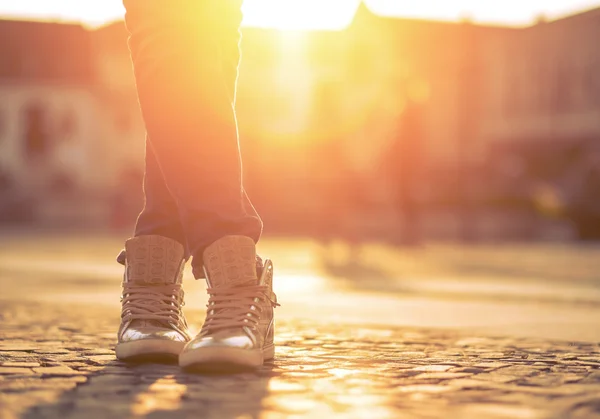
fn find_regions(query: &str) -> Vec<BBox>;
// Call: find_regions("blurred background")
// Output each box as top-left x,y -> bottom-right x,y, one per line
2,10 -> 600,419
0,0 -> 600,244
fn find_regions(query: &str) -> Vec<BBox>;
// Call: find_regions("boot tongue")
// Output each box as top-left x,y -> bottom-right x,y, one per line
125,236 -> 185,285
123,236 -> 186,328
203,236 -> 258,288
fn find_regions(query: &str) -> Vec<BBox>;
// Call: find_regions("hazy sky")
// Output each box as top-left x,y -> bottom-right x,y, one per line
0,0 -> 598,28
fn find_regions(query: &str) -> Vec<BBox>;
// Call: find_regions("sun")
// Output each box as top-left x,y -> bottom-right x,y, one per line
242,0 -> 360,30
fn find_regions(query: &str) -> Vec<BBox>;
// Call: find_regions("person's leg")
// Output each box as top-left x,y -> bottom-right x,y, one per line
123,0 -> 262,274
132,137 -> 258,263
134,142 -> 187,252
119,0 -> 277,369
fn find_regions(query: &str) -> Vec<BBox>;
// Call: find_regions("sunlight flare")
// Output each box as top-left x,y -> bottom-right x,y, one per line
242,0 -> 359,30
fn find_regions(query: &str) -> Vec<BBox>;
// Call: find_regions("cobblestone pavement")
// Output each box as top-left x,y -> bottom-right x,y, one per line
1,233 -> 600,418
1,301 -> 599,419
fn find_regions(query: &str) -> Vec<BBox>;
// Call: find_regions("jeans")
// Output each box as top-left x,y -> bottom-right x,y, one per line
122,0 -> 262,277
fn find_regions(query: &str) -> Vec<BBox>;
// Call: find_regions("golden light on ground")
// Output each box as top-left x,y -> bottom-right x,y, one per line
131,377 -> 186,416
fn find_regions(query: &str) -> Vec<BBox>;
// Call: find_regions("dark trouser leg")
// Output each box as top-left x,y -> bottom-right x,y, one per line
134,142 -> 187,255
123,0 -> 263,274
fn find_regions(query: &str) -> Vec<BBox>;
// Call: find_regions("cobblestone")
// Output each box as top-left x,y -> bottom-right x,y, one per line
0,302 -> 599,419
0,363 -> 41,368
0,368 -> 35,376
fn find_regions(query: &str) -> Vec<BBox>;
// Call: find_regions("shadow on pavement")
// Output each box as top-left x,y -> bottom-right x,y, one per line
22,361 -> 274,419
3,299 -> 600,419
0,301 -> 272,419
318,243 -> 408,294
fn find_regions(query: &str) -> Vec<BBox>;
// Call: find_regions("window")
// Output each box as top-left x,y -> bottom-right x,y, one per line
59,109 -> 78,139
553,62 -> 569,112
22,101 -> 50,160
0,108 -> 5,140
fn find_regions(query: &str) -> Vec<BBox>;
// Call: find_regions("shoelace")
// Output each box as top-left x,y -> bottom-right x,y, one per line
202,285 -> 279,333
121,284 -> 186,328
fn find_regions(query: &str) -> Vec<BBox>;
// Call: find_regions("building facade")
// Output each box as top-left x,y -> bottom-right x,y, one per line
482,8 -> 600,148
0,19 -> 143,224
1,5 -> 598,234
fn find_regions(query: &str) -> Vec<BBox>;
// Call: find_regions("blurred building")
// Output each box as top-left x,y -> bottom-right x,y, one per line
0,20 -> 100,223
0,20 -> 95,185
479,8 -> 600,237
240,5 -> 519,237
1,4 -> 598,237
482,8 -> 600,152
91,22 -> 146,229
0,19 -> 143,225
92,20 -> 145,175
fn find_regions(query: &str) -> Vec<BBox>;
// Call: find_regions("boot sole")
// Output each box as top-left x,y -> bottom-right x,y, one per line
115,340 -> 186,363
179,343 -> 274,372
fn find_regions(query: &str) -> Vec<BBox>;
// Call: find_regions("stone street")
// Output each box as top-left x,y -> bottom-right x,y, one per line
0,231 -> 599,418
